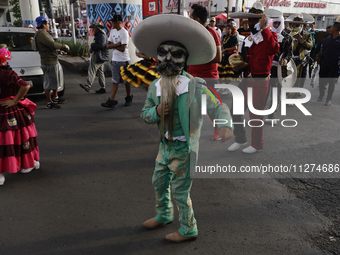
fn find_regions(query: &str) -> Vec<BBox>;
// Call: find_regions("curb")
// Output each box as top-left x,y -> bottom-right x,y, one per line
59,58 -> 88,73
59,57 -> 111,77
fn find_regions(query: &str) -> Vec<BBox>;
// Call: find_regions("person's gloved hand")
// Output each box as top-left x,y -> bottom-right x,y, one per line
63,44 -> 70,51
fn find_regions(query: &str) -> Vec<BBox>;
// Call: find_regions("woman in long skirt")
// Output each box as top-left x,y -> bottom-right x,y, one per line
218,24 -> 240,82
0,45 -> 40,186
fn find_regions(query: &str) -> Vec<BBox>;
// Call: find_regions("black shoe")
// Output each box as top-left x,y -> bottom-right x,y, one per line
79,83 -> 90,92
317,96 -> 323,102
125,95 -> 133,106
95,88 -> 106,94
52,97 -> 67,104
101,98 -> 118,108
46,102 -> 61,109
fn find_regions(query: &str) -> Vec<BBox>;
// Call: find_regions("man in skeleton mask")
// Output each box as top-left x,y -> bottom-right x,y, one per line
133,14 -> 233,242
286,13 -> 313,97
265,15 -> 293,123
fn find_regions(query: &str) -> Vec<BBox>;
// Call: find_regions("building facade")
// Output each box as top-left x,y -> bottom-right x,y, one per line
254,0 -> 340,29
160,0 -> 340,29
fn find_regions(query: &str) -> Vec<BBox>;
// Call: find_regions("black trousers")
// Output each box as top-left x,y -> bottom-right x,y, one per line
319,65 -> 339,101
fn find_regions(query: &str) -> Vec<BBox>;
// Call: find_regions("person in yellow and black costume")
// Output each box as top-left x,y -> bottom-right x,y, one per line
218,24 -> 240,82
120,49 -> 160,91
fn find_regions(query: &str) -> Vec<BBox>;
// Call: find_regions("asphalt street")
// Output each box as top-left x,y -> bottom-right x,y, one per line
1,67 -> 339,255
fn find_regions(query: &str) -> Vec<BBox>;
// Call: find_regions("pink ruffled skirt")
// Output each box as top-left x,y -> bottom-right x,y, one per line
0,98 -> 39,173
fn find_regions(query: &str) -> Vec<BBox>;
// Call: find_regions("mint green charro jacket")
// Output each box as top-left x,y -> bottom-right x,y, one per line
140,71 -> 233,163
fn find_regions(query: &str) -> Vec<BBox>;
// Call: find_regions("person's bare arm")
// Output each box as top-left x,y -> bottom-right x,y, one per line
116,44 -> 127,52
136,52 -> 151,60
1,85 -> 30,108
107,41 -> 121,49
209,45 -> 222,63
136,52 -> 145,58
222,46 -> 237,53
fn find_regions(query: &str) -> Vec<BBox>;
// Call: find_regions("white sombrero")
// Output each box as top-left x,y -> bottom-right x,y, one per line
132,14 -> 216,65
285,13 -> 314,24
229,2 -> 282,19
229,9 -> 282,19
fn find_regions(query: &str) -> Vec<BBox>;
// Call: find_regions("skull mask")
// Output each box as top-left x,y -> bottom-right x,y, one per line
156,41 -> 188,77
155,41 -> 188,142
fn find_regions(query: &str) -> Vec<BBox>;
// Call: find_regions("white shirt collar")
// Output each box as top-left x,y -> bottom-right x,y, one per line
247,30 -> 263,45
155,75 -> 190,97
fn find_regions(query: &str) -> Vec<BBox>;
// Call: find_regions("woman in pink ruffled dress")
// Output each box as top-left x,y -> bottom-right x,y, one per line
0,45 -> 40,186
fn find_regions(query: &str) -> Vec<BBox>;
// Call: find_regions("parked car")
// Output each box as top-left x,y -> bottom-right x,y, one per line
0,27 -> 65,97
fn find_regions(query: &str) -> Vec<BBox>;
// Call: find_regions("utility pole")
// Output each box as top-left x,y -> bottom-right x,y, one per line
182,0 -> 185,16
77,0 -> 81,19
38,0 -> 44,16
70,0 -> 76,44
227,0 -> 229,19
64,0 -> 69,24
62,1 -> 66,26
208,0 -> 211,19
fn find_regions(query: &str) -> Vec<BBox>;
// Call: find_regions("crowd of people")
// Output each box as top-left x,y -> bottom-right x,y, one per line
56,27 -> 88,39
1,3 -> 340,246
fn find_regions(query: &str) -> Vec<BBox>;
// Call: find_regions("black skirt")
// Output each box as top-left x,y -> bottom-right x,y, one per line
218,53 -> 241,81
120,58 -> 160,88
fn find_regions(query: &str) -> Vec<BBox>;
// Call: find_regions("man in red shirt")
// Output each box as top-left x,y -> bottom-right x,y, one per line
189,4 -> 222,140
228,2 -> 279,153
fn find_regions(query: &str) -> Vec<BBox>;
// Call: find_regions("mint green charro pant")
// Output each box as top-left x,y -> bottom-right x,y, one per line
152,140 -> 198,237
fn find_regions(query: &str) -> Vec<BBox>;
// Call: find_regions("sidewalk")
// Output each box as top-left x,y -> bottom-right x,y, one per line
59,55 -> 89,73
59,55 -> 113,77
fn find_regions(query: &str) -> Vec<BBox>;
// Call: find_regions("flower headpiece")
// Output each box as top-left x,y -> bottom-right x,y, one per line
0,46 -> 12,66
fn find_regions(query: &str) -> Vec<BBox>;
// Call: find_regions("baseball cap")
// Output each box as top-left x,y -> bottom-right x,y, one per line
111,14 -> 123,22
210,17 -> 216,22
35,16 -> 46,27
